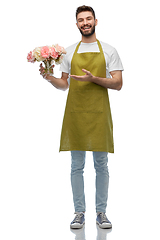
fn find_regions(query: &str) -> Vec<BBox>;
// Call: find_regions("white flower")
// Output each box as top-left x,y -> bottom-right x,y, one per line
33,47 -> 44,61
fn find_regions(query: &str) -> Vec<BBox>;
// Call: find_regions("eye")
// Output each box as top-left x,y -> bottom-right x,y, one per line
78,19 -> 83,22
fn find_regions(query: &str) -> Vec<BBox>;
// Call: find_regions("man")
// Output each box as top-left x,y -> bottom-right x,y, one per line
40,5 -> 123,229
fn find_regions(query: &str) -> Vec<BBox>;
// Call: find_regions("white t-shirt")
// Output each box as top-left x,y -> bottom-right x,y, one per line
60,41 -> 124,84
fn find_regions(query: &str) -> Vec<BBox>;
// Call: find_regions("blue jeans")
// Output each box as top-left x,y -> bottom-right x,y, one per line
71,151 -> 109,213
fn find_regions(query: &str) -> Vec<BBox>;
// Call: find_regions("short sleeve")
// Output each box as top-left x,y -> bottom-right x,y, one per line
60,54 -> 70,73
108,48 -> 124,72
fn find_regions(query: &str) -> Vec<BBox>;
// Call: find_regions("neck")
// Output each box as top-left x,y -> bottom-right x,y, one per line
81,33 -> 97,43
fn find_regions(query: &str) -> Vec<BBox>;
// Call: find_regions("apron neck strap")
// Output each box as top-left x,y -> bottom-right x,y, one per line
75,39 -> 103,54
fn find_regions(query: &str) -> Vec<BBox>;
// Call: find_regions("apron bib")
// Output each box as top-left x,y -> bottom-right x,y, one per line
59,40 -> 114,153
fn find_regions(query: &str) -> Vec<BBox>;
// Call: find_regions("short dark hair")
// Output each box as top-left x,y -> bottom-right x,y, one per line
76,5 -> 96,20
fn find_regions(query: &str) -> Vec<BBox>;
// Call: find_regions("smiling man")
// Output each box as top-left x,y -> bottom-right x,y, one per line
40,5 -> 123,229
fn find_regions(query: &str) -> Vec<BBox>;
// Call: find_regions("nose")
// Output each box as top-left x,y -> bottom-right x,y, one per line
83,19 -> 88,25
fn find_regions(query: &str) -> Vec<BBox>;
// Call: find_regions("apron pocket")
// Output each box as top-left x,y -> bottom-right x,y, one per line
71,89 -> 103,113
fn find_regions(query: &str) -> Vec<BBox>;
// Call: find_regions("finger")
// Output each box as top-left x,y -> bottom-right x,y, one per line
82,69 -> 90,74
70,75 -> 78,78
39,67 -> 44,73
40,69 -> 45,75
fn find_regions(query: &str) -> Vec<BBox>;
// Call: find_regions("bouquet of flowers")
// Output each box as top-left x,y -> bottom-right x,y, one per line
27,44 -> 66,75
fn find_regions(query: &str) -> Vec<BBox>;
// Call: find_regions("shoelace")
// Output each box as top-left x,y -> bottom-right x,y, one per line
73,213 -> 84,223
99,213 -> 108,223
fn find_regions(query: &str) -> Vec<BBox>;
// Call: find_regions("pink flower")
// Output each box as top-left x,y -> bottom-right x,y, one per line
27,51 -> 35,63
50,47 -> 59,59
41,46 -> 50,58
55,44 -> 66,54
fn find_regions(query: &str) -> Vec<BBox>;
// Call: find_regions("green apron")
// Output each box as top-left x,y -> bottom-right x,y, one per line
59,40 -> 114,153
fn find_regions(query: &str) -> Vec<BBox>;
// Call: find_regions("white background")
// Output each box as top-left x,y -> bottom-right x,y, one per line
0,0 -> 160,239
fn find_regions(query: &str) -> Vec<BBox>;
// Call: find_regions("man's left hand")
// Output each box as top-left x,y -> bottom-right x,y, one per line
70,69 -> 94,82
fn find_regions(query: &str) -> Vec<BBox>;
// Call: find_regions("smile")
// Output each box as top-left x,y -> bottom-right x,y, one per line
82,26 -> 91,30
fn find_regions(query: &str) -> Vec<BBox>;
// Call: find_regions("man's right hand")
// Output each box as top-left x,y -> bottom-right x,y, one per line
39,63 -> 50,80
39,63 -> 69,91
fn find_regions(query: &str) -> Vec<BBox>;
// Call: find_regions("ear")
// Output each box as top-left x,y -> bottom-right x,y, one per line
95,19 -> 98,26
76,22 -> 79,28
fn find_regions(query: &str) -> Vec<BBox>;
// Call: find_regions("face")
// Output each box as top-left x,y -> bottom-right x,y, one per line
76,11 -> 98,37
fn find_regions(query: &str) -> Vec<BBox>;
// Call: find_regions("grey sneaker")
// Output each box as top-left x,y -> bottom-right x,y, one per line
70,212 -> 85,229
96,213 -> 112,229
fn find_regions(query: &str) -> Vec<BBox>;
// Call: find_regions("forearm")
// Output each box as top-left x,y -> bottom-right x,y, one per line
39,63 -> 69,91
46,75 -> 69,91
92,76 -> 122,91
70,69 -> 123,91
